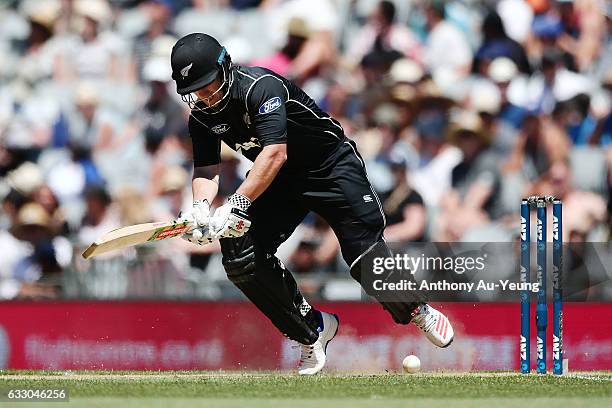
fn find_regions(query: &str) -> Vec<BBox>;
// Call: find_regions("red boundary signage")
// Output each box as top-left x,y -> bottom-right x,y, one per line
0,302 -> 609,371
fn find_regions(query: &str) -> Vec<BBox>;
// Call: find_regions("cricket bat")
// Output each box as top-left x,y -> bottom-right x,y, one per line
82,219 -> 194,259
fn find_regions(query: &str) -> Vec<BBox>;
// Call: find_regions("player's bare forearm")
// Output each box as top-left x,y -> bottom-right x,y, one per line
192,165 -> 220,203
236,144 -> 287,201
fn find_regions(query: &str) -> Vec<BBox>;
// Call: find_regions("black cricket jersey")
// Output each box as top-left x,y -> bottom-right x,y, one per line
189,66 -> 345,172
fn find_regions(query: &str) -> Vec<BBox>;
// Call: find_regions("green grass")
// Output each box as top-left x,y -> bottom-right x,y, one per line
0,371 -> 610,408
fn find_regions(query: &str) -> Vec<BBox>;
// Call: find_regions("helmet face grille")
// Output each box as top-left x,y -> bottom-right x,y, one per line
182,63 -> 234,115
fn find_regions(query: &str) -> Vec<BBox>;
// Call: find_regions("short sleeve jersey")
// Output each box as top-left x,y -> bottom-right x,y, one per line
189,66 -> 345,172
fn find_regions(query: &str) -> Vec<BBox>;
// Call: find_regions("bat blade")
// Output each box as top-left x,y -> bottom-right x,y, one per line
81,220 -> 193,259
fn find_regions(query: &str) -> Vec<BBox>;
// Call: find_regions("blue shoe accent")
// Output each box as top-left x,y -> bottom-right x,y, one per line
315,310 -> 324,333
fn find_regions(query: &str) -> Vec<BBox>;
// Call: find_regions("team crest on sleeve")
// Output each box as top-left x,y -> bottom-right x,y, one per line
211,123 -> 230,134
259,97 -> 282,114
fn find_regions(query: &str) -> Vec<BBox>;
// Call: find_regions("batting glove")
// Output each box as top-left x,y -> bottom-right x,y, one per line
178,200 -> 214,245
178,199 -> 211,227
211,193 -> 252,239
182,226 -> 215,246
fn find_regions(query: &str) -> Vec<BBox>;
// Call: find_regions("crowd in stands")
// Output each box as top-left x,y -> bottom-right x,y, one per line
0,0 -> 609,299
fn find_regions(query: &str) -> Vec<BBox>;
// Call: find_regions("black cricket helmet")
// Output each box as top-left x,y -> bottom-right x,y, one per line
171,33 -> 233,112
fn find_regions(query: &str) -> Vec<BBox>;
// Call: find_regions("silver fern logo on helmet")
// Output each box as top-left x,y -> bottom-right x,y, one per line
180,62 -> 193,78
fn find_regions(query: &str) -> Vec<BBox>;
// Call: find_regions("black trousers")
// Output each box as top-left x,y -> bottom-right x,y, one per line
220,140 -> 422,344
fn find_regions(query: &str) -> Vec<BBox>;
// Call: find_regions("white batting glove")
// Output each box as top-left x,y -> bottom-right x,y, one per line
211,193 -> 252,239
182,226 -> 215,246
178,200 -> 211,227
178,200 -> 214,245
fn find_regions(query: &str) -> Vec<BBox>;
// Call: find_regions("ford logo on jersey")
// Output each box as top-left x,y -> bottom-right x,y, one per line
211,124 -> 230,134
259,97 -> 282,114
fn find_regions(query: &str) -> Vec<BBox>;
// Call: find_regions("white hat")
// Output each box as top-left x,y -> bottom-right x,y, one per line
224,35 -> 254,65
22,0 -> 60,30
389,59 -> 424,84
74,0 -> 111,24
553,69 -> 593,102
488,57 -> 518,83
10,202 -> 56,239
7,162 -> 44,195
432,67 -> 464,101
143,57 -> 172,83
468,80 -> 502,114
150,35 -> 177,59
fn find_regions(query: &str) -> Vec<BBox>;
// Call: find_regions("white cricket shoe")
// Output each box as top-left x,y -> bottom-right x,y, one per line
297,311 -> 339,375
411,304 -> 454,348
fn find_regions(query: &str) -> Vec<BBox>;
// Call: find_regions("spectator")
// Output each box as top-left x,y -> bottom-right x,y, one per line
76,186 -> 119,252
503,112 -> 571,180
594,3 -> 611,80
472,10 -> 531,75
515,49 -> 593,115
489,58 -> 528,130
526,2 -> 565,67
436,110 -> 501,240
252,17 -> 310,77
44,140 -> 105,211
56,0 -> 117,80
319,79 -> 357,135
555,0 -> 606,72
66,82 -> 114,151
139,56 -> 186,153
552,93 -> 598,145
409,80 -> 461,207
270,0 -> 339,82
1,82 -> 59,162
413,79 -> 456,167
422,0 -> 473,78
347,0 -> 422,66
152,165 -> 190,218
464,78 -> 507,153
1,189 -> 28,230
132,0 -> 175,81
497,0 -> 534,44
588,70 -> 612,146
31,185 -> 69,236
0,202 -> 70,299
16,0 -> 62,84
6,161 -> 45,198
529,159 -> 607,240
288,215 -> 341,275
380,154 -> 427,242
357,48 -> 403,120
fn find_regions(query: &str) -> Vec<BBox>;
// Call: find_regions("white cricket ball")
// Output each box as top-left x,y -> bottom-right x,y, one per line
402,355 -> 421,373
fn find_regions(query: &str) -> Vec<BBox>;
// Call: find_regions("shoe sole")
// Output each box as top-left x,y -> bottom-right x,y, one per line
441,335 -> 454,348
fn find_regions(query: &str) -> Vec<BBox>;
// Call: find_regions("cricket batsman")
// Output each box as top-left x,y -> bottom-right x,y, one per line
172,33 -> 454,375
